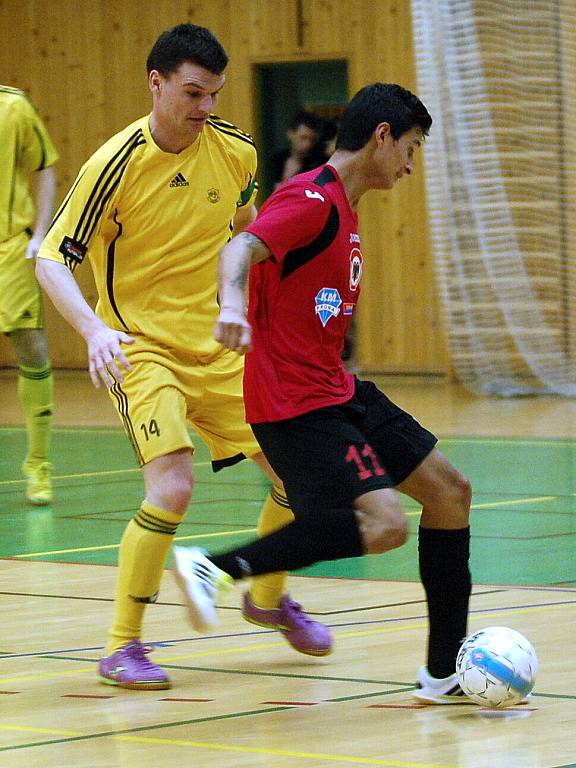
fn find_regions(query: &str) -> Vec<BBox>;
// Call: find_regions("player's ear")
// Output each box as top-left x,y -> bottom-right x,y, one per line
375,122 -> 391,144
148,70 -> 161,93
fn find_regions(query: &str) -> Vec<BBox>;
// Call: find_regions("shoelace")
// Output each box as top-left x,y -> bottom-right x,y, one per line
282,599 -> 313,628
125,642 -> 157,670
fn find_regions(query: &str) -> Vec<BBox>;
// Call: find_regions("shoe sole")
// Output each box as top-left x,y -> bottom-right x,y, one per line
412,693 -> 476,705
99,674 -> 171,690
242,612 -> 333,656
413,692 -> 532,706
27,495 -> 52,506
173,562 -> 215,633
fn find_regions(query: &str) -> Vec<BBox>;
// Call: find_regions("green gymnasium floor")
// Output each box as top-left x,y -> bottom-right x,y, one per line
0,426 -> 574,586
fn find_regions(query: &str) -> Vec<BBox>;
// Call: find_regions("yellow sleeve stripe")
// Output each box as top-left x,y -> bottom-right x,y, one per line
209,114 -> 254,138
73,129 -> 146,247
0,85 -> 25,97
31,125 -> 49,170
74,129 -> 146,245
207,117 -> 255,147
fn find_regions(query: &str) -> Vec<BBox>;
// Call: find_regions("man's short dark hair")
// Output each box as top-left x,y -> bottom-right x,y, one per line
336,83 -> 432,151
288,110 -> 324,134
146,23 -> 228,76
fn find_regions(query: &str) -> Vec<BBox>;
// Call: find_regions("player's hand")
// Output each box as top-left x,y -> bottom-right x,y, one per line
215,307 -> 252,355
86,325 -> 134,388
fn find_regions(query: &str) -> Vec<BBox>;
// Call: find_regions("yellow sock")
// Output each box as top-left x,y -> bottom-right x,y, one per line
18,364 -> 53,464
249,486 -> 294,609
106,501 -> 181,654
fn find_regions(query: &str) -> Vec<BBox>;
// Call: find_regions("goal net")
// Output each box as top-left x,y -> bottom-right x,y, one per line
410,0 -> 576,395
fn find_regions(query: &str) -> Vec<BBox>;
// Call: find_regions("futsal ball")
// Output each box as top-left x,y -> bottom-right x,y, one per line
456,626 -> 538,708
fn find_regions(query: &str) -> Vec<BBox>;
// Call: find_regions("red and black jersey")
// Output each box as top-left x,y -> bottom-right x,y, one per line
244,164 -> 363,423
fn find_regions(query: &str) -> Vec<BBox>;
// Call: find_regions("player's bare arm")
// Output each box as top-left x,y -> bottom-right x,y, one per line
215,231 -> 271,355
232,203 -> 257,236
26,166 -> 57,260
35,259 -> 133,388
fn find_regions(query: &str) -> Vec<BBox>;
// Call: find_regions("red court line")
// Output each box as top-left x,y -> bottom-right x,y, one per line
159,698 -> 214,702
368,704 -> 427,709
62,694 -> 115,699
261,700 -> 317,706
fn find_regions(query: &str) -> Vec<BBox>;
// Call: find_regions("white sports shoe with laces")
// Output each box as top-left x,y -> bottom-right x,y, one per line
173,546 -> 233,632
413,666 -> 531,705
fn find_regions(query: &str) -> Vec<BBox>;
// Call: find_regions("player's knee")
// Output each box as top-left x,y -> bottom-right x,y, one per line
357,495 -> 409,554
429,469 -> 472,526
12,329 -> 49,368
153,475 -> 194,515
460,473 -> 473,508
449,471 -> 472,519
371,511 -> 409,553
172,477 -> 194,512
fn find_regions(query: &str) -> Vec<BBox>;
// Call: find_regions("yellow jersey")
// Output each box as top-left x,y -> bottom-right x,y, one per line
0,86 -> 59,242
38,114 -> 257,359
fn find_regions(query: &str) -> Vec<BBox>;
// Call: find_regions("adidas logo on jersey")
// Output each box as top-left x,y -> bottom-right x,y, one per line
170,172 -> 189,188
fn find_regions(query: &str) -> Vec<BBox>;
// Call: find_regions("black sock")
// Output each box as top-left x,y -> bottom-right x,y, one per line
210,508 -> 364,579
418,526 -> 471,679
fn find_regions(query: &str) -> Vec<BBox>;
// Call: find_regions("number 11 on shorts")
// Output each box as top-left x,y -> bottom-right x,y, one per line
345,443 -> 386,480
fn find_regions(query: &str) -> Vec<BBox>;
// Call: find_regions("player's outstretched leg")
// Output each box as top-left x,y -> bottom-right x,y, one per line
174,546 -> 332,655
246,487 -> 332,656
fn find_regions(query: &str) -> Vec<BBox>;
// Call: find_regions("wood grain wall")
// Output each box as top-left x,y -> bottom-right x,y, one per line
0,0 -> 446,373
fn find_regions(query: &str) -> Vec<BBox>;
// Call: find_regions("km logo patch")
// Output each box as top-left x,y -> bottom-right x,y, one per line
315,287 -> 342,327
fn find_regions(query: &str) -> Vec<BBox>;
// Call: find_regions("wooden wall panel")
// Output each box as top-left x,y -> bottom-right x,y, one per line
0,0 -> 446,374
560,0 -> 576,366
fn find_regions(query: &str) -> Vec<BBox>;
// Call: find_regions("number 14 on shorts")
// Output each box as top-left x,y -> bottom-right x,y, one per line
140,419 -> 161,441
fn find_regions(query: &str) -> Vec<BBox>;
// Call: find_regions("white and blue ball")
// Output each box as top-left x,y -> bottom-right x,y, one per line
456,626 -> 538,708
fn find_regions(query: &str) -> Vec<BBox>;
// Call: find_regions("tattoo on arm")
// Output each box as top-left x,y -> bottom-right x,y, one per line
231,262 -> 249,290
239,232 -> 263,249
239,231 -> 271,265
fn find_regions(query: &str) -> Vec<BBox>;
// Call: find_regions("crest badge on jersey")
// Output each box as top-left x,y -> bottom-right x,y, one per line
349,247 -> 363,291
315,287 -> 342,327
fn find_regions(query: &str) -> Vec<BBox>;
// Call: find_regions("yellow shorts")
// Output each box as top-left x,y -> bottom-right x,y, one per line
108,344 -> 260,468
0,231 -> 44,334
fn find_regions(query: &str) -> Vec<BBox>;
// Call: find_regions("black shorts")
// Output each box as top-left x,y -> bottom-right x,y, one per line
251,378 -> 437,518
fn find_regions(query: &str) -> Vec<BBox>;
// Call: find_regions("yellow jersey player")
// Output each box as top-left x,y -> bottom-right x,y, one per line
0,85 -> 58,505
37,23 -> 331,690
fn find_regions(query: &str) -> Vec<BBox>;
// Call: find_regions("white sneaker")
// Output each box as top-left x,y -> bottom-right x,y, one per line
413,666 -> 472,704
413,666 -> 531,705
172,546 -> 233,632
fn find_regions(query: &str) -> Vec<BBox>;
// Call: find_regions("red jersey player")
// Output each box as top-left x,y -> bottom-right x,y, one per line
174,84 -> 481,706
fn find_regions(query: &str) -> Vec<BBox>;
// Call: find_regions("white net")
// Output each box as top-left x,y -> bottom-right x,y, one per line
410,0 -> 576,395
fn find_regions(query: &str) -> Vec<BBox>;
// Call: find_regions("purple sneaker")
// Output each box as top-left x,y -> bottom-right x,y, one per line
242,593 -> 333,656
98,640 -> 171,690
